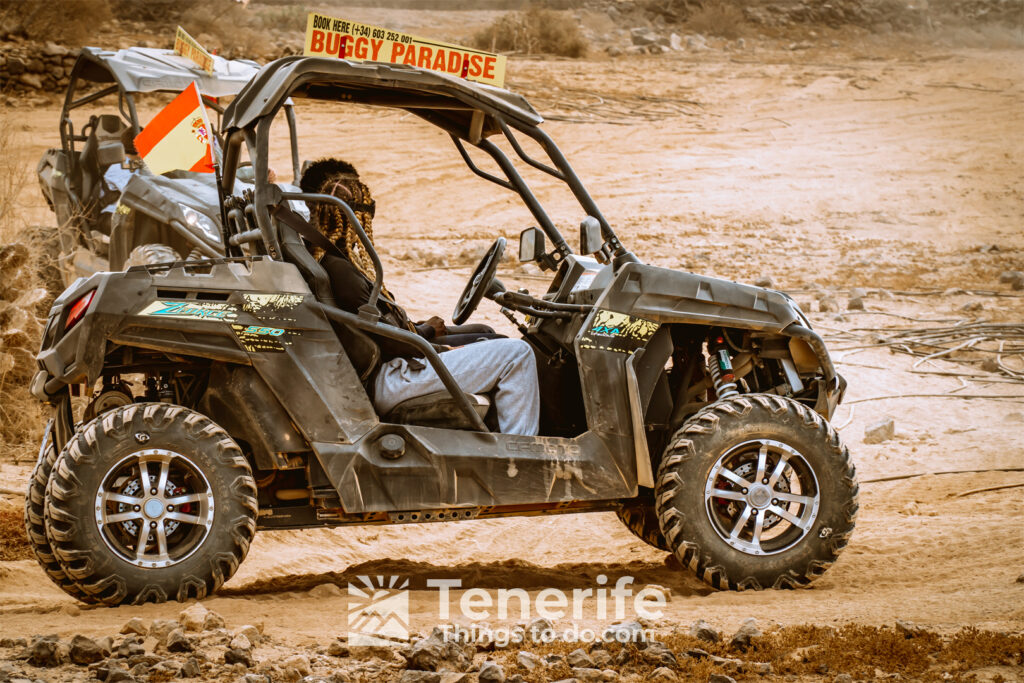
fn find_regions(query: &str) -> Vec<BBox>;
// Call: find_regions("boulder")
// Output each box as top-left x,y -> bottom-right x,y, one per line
180,657 -> 201,678
729,618 -> 762,652
148,619 -> 178,644
689,619 -> 720,643
179,603 -> 209,631
203,610 -> 226,631
27,635 -> 61,667
566,648 -> 594,668
68,635 -> 104,665
642,641 -> 676,667
120,618 -> 147,636
225,648 -> 254,667
406,628 -> 472,672
864,416 -> 895,444
515,651 -> 543,672
165,629 -> 193,653
478,660 -> 505,683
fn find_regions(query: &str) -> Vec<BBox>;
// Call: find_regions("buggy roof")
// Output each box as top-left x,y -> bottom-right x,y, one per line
222,56 -> 542,132
75,46 -> 261,98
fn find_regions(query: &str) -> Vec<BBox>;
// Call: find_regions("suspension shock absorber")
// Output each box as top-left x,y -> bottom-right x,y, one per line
707,334 -> 738,400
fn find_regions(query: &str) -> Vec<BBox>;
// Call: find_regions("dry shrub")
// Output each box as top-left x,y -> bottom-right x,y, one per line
473,4 -> 588,58
0,503 -> 31,561
0,0 -> 112,44
686,0 -> 746,39
0,115 -> 48,464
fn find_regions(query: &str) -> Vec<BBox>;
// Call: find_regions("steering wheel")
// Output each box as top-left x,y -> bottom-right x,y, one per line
452,237 -> 505,325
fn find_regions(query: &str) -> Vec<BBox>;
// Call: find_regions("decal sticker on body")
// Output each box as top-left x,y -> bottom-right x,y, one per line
579,309 -> 659,354
140,301 -> 238,321
231,324 -> 291,353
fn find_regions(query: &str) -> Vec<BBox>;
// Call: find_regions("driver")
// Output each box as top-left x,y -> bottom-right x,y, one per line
301,159 -> 540,436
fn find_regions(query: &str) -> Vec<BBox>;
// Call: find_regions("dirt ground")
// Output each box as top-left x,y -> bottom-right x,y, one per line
0,11 -> 1023,682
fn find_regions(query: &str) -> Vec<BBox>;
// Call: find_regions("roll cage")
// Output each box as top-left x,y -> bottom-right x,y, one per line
58,47 -> 303,187
218,55 -> 638,310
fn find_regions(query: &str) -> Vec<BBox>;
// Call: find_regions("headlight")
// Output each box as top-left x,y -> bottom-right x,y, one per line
179,204 -> 221,243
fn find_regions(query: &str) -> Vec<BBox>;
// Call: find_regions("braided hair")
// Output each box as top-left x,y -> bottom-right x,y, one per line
299,158 -> 377,275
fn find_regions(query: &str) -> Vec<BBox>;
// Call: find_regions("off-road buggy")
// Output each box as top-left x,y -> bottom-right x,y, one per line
27,56 -> 857,606
36,46 -> 304,283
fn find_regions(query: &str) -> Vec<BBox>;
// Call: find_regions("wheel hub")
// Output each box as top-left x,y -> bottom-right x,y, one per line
143,498 -> 164,519
747,484 -> 772,510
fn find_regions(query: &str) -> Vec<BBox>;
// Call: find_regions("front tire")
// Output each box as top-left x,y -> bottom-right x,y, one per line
655,394 -> 857,590
44,404 -> 258,606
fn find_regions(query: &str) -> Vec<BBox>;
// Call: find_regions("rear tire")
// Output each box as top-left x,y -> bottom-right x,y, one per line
23,423 -> 98,604
655,394 -> 857,590
616,498 -> 670,552
123,243 -> 179,267
44,403 -> 257,606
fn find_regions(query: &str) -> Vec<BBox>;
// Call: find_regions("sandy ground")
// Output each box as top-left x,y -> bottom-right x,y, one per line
1,27 -> 1022,673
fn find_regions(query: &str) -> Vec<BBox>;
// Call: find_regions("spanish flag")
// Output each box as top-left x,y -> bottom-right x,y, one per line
134,82 -> 215,176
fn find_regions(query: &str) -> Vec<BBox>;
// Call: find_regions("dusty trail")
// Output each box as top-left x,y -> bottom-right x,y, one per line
0,33 -> 1022,677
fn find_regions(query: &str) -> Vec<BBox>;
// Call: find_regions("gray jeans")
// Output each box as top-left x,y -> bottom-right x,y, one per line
373,338 -> 540,436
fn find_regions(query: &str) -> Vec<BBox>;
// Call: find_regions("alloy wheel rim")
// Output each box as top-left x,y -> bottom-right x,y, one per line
703,439 -> 820,556
93,448 -> 215,569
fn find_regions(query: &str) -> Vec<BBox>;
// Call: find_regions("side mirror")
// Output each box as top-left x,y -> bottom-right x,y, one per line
579,216 -> 603,255
518,227 -> 545,263
97,141 -> 125,168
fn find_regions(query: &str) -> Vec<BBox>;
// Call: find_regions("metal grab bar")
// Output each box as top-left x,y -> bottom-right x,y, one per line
318,303 -> 489,433
280,191 -> 385,315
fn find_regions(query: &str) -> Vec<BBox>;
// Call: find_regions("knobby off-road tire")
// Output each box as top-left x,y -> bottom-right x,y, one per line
23,424 -> 98,604
123,243 -> 179,267
655,394 -> 858,590
44,403 -> 258,606
616,499 -> 671,552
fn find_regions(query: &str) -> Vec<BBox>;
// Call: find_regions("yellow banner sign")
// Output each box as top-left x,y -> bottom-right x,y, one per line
174,26 -> 214,75
303,12 -> 506,88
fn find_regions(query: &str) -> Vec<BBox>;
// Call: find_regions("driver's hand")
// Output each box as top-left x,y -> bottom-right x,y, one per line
424,315 -> 446,338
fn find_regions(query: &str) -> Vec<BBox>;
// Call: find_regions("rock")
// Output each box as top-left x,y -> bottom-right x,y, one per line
225,648 -> 254,667
241,675 -> 269,683
120,618 -> 147,636
850,287 -> 868,299
42,42 -> 69,57
17,73 -> 42,89
708,675 -> 736,683
1011,276 -> 1023,291
591,649 -> 612,667
151,660 -> 182,677
630,28 -> 660,46
327,639 -> 349,657
0,637 -> 27,648
68,635 -> 103,665
178,603 -> 209,631
729,618 -> 762,652
478,660 -> 505,683
572,668 -> 618,682
603,621 -> 646,644
566,648 -> 594,668
642,641 -> 676,667
864,416 -> 895,444
61,603 -> 81,617
1017,573 -> 1024,583
690,620 -> 720,643
308,582 -> 343,598
234,625 -> 262,645
998,270 -> 1021,283
180,657 -> 201,678
669,33 -> 683,50
895,619 -> 927,638
645,583 -> 672,601
686,34 -> 708,50
400,672 -> 442,683
282,655 -> 311,677
229,634 -> 252,651
819,295 -> 839,312
406,628 -> 472,672
525,617 -> 555,642
649,667 -> 677,682
848,296 -> 865,310
27,635 -> 61,667
202,610 -> 226,631
148,620 -> 178,644
106,665 -> 135,682
960,301 -> 983,312
834,675 -> 854,683
165,629 -> 193,653
746,662 -> 773,674
113,635 -> 145,658
753,275 -> 774,288
606,46 -> 622,57
516,651 -> 543,672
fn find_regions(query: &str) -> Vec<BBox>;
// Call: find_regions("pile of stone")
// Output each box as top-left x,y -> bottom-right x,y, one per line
0,41 -> 77,94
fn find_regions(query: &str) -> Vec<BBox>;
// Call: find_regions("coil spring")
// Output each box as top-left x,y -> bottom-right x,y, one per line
708,350 -> 739,400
